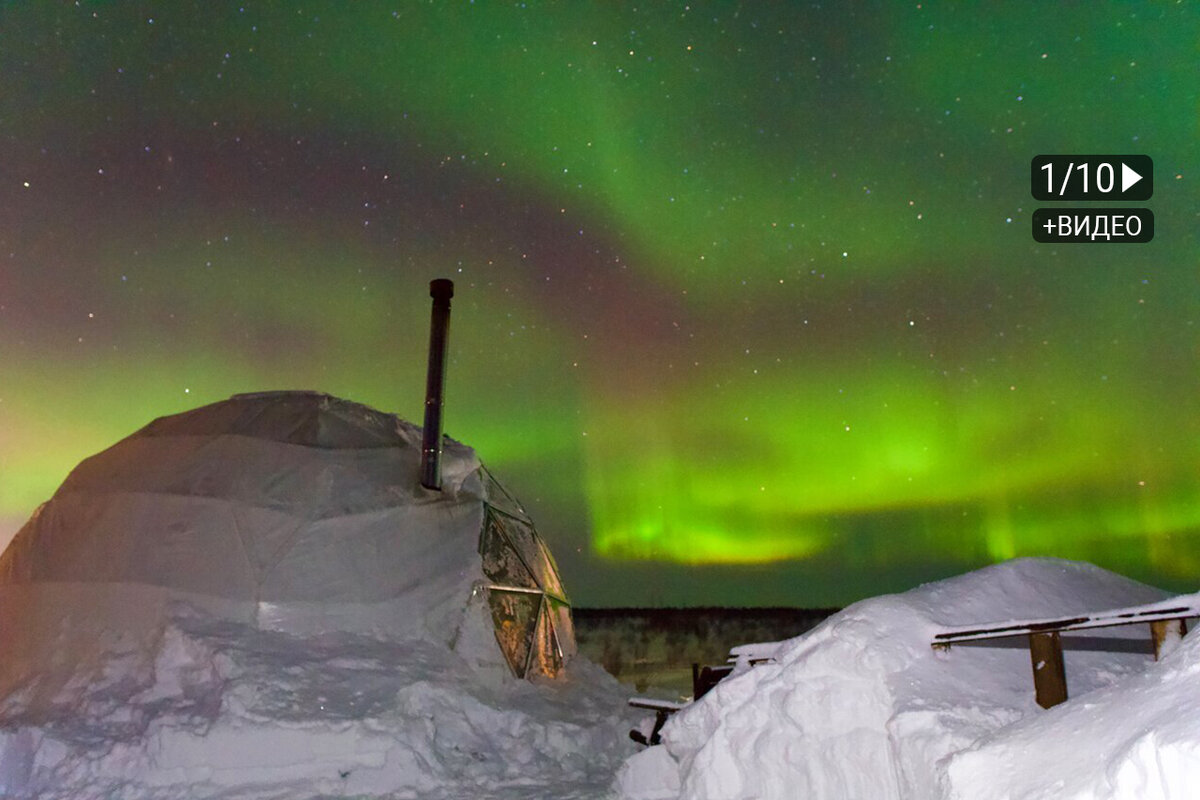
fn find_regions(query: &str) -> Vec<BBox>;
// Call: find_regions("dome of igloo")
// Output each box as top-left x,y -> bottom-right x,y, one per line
0,391 -> 574,678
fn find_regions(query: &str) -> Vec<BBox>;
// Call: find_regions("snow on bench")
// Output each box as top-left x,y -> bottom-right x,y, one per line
627,641 -> 786,745
932,595 -> 1198,708
628,698 -> 689,712
727,640 -> 785,664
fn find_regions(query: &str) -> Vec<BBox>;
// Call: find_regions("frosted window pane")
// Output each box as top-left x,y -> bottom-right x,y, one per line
529,598 -> 563,678
480,511 -> 538,589
487,588 -> 540,678
481,466 -> 531,523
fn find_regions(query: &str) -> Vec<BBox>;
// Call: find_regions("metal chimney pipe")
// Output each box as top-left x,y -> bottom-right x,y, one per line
420,278 -> 454,490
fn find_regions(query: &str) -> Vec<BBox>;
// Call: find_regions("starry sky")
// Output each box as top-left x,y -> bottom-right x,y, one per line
2,2 -> 1197,607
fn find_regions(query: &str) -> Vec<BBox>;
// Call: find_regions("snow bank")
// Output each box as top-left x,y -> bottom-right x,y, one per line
0,597 -> 638,799
617,558 -> 1172,800
945,605 -> 1200,800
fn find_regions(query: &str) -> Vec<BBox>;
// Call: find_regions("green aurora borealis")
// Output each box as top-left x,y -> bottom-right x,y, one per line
2,2 -> 1198,606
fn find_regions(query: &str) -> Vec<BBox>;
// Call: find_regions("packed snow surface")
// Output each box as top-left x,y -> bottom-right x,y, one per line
5,483 -> 1196,800
0,599 -> 638,799
944,613 -> 1200,800
618,558 -> 1195,800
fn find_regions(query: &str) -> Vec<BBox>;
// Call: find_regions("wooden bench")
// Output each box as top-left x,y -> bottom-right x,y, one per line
627,697 -> 688,745
933,598 -> 1196,708
627,640 -> 785,744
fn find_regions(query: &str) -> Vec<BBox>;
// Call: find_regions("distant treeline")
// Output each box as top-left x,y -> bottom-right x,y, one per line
573,607 -> 840,693
575,606 -> 841,624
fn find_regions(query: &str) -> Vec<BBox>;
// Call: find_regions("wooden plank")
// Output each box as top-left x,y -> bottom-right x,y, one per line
941,634 -> 1153,655
934,603 -> 1198,645
627,700 -> 682,747
1029,631 -> 1068,709
628,698 -> 687,712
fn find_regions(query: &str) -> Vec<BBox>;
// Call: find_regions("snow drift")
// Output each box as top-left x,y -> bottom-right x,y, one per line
0,607 -> 635,799
944,602 -> 1200,800
617,558 -> 1179,800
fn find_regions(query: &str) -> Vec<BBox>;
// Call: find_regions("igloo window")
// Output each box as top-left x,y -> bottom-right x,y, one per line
478,466 -> 573,679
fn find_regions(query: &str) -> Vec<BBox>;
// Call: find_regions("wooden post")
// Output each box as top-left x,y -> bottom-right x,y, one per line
1029,631 -> 1068,709
1150,618 -> 1187,660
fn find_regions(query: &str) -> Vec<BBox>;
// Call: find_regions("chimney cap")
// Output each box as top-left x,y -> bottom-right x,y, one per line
430,279 -> 454,300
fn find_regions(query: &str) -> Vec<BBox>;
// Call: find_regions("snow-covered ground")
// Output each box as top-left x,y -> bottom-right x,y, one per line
4,555 -> 1196,799
0,596 -> 639,799
617,558 -> 1195,800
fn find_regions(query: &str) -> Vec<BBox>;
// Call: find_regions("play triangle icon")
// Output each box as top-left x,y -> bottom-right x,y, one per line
1121,162 -> 1144,193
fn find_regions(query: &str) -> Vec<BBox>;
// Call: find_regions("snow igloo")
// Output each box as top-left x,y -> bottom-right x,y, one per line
0,390 -> 576,682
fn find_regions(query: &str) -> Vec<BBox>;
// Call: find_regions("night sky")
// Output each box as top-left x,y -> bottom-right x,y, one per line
2,2 -> 1197,607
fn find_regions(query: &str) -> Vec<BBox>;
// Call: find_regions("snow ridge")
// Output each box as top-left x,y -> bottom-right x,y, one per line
618,558 -> 1173,800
